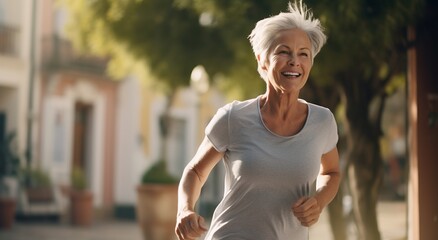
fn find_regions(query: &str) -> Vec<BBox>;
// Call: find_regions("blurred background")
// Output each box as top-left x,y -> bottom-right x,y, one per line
0,0 -> 437,240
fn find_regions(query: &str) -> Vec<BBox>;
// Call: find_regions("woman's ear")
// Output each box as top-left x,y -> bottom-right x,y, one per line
257,54 -> 268,71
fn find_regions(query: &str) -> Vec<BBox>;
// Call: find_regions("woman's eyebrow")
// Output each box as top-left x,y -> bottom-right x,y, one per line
275,45 -> 310,51
299,47 -> 311,51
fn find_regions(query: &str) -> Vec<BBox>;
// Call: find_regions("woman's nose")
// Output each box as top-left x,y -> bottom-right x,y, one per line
288,54 -> 299,66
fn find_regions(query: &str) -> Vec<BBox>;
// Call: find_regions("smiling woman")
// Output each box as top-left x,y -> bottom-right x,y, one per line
262,28 -> 313,95
175,1 -> 340,240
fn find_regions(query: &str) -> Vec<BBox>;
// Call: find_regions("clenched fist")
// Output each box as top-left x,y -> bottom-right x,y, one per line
176,210 -> 208,240
292,196 -> 322,227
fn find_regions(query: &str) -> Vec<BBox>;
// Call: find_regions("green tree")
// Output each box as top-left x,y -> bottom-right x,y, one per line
59,0 -> 423,239
306,1 -> 422,239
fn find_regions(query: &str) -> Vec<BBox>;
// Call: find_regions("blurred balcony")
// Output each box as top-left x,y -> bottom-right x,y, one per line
41,35 -> 108,75
0,24 -> 20,57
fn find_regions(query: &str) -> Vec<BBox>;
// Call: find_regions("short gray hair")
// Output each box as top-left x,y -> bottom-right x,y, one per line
248,1 -> 327,81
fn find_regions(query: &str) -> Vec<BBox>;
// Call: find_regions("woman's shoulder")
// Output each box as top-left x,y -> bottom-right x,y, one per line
220,96 -> 259,112
304,100 -> 335,120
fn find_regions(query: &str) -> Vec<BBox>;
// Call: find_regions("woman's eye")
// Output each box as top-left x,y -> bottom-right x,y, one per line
278,50 -> 290,55
299,52 -> 309,57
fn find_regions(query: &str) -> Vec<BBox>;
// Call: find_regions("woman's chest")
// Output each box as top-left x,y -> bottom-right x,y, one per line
226,135 -> 323,187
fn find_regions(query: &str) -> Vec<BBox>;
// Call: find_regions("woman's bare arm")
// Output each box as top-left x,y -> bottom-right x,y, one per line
176,136 -> 224,239
315,147 -> 341,208
292,147 -> 341,226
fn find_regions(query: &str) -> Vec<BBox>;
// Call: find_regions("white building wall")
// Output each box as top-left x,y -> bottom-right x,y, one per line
113,80 -> 210,205
166,88 -> 198,178
0,0 -> 37,162
114,76 -> 149,205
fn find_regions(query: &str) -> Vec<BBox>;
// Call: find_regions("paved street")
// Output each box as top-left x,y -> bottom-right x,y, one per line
0,201 -> 406,240
0,220 -> 143,240
309,201 -> 407,240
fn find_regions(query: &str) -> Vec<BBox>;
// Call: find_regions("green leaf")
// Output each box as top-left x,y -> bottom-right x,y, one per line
141,160 -> 178,184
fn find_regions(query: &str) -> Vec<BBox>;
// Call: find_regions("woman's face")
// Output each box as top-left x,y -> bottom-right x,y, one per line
261,28 -> 312,94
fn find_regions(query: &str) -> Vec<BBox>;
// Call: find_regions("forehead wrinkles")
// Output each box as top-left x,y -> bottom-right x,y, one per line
269,31 -> 311,55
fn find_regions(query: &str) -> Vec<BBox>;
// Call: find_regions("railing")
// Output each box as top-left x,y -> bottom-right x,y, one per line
41,35 -> 108,74
0,24 -> 20,57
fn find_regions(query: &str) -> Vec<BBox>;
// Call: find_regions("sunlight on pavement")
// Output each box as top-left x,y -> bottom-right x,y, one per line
0,201 -> 405,240
310,201 -> 406,240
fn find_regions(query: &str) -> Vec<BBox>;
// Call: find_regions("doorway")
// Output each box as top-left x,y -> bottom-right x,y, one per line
72,102 -> 93,183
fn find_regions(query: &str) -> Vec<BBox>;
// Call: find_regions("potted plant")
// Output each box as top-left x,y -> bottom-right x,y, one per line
23,168 -> 53,203
18,167 -> 61,219
0,132 -> 20,229
136,159 -> 179,240
69,166 -> 93,226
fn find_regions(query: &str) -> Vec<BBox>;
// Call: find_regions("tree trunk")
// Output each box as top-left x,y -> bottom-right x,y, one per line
340,75 -> 387,240
159,90 -> 177,162
343,88 -> 385,240
302,82 -> 347,240
327,189 -> 347,240
346,128 -> 384,240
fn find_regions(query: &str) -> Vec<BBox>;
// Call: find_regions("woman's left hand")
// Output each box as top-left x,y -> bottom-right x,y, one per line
292,196 -> 322,227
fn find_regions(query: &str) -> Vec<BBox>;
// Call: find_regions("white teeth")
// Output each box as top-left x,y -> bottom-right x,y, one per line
282,72 -> 301,77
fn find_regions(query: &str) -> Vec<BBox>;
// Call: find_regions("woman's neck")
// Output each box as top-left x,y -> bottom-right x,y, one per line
259,90 -> 308,137
260,90 -> 301,118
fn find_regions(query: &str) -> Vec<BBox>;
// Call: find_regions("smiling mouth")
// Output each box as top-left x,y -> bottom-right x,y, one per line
282,71 -> 302,77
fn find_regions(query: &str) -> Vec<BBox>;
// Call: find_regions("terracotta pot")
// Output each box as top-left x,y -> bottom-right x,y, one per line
0,197 -> 16,229
26,187 -> 54,203
70,191 -> 93,226
136,184 -> 178,240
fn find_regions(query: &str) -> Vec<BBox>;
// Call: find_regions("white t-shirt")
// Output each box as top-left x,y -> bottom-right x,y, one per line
204,96 -> 338,240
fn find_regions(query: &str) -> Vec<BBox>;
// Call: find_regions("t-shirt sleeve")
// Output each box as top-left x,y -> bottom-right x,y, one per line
323,111 -> 339,154
205,104 -> 230,152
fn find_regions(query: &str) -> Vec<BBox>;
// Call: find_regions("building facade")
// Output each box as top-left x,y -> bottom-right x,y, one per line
0,0 -> 36,173
1,0 -> 227,220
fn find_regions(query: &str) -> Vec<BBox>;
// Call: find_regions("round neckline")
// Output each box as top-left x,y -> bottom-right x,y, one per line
256,95 -> 310,139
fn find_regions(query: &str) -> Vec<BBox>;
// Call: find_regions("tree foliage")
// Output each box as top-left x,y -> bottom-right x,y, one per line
304,0 -> 423,129
59,0 -> 423,98
60,0 -> 264,96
